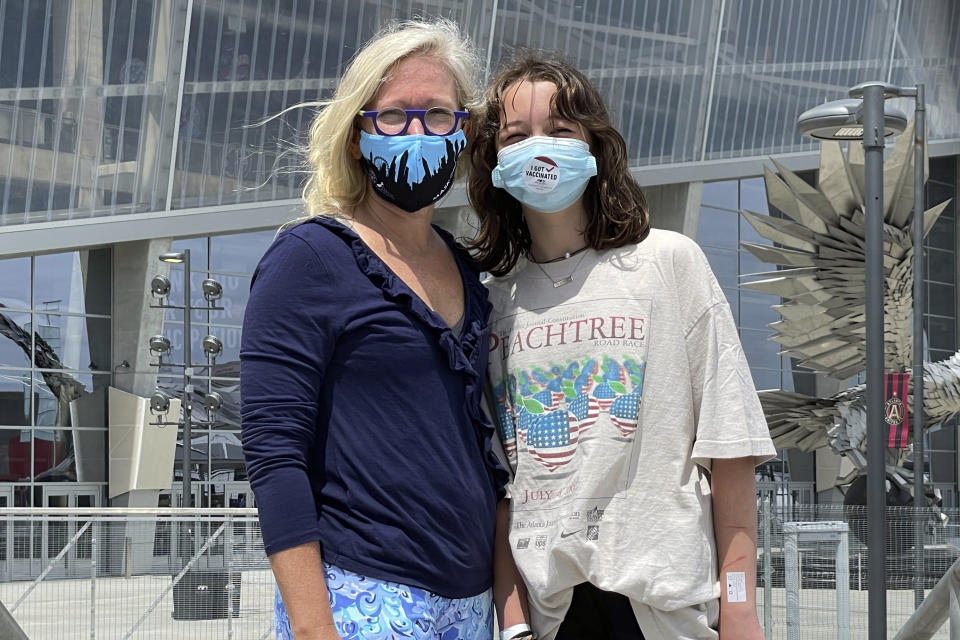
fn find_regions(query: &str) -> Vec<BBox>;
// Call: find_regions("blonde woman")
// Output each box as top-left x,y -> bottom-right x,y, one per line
240,21 -> 512,640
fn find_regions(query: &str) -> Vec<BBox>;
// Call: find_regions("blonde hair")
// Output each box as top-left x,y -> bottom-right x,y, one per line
301,19 -> 482,217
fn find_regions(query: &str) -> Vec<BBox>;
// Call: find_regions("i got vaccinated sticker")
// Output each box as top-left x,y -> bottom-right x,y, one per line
523,156 -> 560,193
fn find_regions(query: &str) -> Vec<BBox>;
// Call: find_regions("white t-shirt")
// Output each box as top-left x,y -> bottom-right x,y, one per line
485,229 -> 776,639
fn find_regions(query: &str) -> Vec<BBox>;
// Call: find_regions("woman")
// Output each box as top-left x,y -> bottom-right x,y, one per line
240,21 -> 510,640
469,53 -> 777,640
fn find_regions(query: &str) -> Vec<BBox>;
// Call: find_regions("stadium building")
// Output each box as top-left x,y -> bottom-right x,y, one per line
0,0 -> 956,533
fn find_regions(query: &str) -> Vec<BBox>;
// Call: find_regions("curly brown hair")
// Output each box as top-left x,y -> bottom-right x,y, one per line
466,51 -> 650,276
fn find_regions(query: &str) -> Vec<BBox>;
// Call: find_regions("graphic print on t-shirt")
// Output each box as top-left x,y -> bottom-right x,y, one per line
489,297 -> 651,512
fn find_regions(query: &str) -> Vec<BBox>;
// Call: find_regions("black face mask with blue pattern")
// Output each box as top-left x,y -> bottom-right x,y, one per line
359,129 -> 467,213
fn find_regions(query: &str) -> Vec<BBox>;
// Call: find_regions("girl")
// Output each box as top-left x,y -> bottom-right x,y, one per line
470,53 -> 776,640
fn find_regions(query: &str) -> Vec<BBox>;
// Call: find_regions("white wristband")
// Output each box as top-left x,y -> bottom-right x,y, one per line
500,623 -> 534,640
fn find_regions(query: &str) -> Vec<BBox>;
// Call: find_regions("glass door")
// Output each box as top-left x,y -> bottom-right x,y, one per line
40,485 -> 100,579
0,487 -> 12,581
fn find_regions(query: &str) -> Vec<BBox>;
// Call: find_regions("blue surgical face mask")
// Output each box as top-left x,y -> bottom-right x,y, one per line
359,129 -> 466,213
491,136 -> 598,213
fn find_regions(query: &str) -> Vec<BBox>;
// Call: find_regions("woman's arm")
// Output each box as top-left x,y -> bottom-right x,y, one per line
270,542 -> 340,640
711,456 -> 764,640
493,499 -> 532,636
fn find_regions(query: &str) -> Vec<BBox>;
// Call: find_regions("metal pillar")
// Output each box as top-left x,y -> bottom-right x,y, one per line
858,81 -> 889,639
181,248 -> 193,507
911,84 -> 926,609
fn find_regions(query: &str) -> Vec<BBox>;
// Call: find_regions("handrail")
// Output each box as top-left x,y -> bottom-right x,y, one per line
893,554 -> 960,639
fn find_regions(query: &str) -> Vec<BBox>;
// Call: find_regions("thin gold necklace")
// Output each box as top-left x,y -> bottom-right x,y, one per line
532,250 -> 589,288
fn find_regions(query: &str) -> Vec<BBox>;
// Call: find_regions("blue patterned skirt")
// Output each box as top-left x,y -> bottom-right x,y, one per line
274,563 -> 492,640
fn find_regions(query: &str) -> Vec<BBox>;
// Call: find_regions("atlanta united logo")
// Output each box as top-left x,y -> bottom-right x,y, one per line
884,396 -> 905,425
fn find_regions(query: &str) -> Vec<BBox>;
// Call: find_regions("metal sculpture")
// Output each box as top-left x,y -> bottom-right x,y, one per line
742,118 -> 956,496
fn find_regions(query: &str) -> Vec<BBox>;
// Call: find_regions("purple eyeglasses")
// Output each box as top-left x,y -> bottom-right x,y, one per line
358,107 -> 469,136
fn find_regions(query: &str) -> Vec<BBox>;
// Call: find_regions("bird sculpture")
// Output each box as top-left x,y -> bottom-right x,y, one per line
741,118 -> 957,503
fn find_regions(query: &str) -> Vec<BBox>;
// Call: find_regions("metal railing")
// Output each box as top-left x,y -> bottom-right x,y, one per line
3,504 -> 960,638
0,508 -> 273,640
757,500 -> 960,639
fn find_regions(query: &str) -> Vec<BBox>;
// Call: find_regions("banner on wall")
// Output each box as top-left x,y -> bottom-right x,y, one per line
884,372 -> 910,449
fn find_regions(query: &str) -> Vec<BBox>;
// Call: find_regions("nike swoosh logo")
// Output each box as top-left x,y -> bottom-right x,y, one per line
560,529 -> 582,538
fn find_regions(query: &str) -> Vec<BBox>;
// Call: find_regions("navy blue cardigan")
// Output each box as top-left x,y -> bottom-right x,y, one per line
240,217 -> 507,598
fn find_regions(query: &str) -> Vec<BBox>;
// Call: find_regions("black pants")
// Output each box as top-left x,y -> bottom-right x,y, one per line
555,583 -> 646,640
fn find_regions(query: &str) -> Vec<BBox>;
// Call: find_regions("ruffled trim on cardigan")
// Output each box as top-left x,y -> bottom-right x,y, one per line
306,216 -> 510,498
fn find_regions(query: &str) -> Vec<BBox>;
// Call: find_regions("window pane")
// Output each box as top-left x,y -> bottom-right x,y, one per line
927,316 -> 957,351
741,290 -> 779,330
31,314 -> 111,372
927,212 -> 955,251
170,238 -> 209,271
697,207 -> 739,250
931,452 -> 957,484
0,310 -> 32,368
0,257 -> 31,309
209,275 -> 251,326
33,429 -> 77,482
740,177 -> 769,214
929,283 -> 955,317
930,157 -> 956,184
0,371 -> 31,426
927,248 -> 956,285
929,424 -> 956,450
751,368 -> 781,391
34,249 -> 111,316
701,181 -> 739,211
0,429 -> 30,481
210,231 -> 275,274
33,372 -> 108,428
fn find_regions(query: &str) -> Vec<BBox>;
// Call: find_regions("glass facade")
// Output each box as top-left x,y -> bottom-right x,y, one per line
923,156 -> 958,504
0,0 -> 957,226
0,248 -> 111,505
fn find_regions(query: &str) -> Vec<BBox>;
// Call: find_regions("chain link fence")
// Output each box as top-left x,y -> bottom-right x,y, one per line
757,500 -> 960,639
0,508 -> 273,639
2,505 -> 959,638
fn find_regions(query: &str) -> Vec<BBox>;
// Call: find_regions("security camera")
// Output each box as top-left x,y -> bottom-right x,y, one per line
151,275 -> 171,298
149,335 -> 172,358
204,391 -> 223,413
150,390 -> 171,415
202,335 -> 223,358
202,278 -> 223,302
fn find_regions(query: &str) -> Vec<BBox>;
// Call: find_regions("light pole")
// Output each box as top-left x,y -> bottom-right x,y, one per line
148,250 -> 224,509
798,81 -> 927,637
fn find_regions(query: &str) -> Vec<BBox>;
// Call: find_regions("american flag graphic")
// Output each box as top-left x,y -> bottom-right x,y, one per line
610,388 -> 641,438
574,359 -> 598,395
568,393 -> 600,436
516,408 -> 537,444
527,409 -> 579,471
496,403 -> 517,457
591,382 -> 617,411
533,389 -> 556,411
546,378 -> 566,407
602,358 -> 627,386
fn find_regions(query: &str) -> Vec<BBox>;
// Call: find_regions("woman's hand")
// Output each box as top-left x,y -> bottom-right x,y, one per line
270,542 -> 339,639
